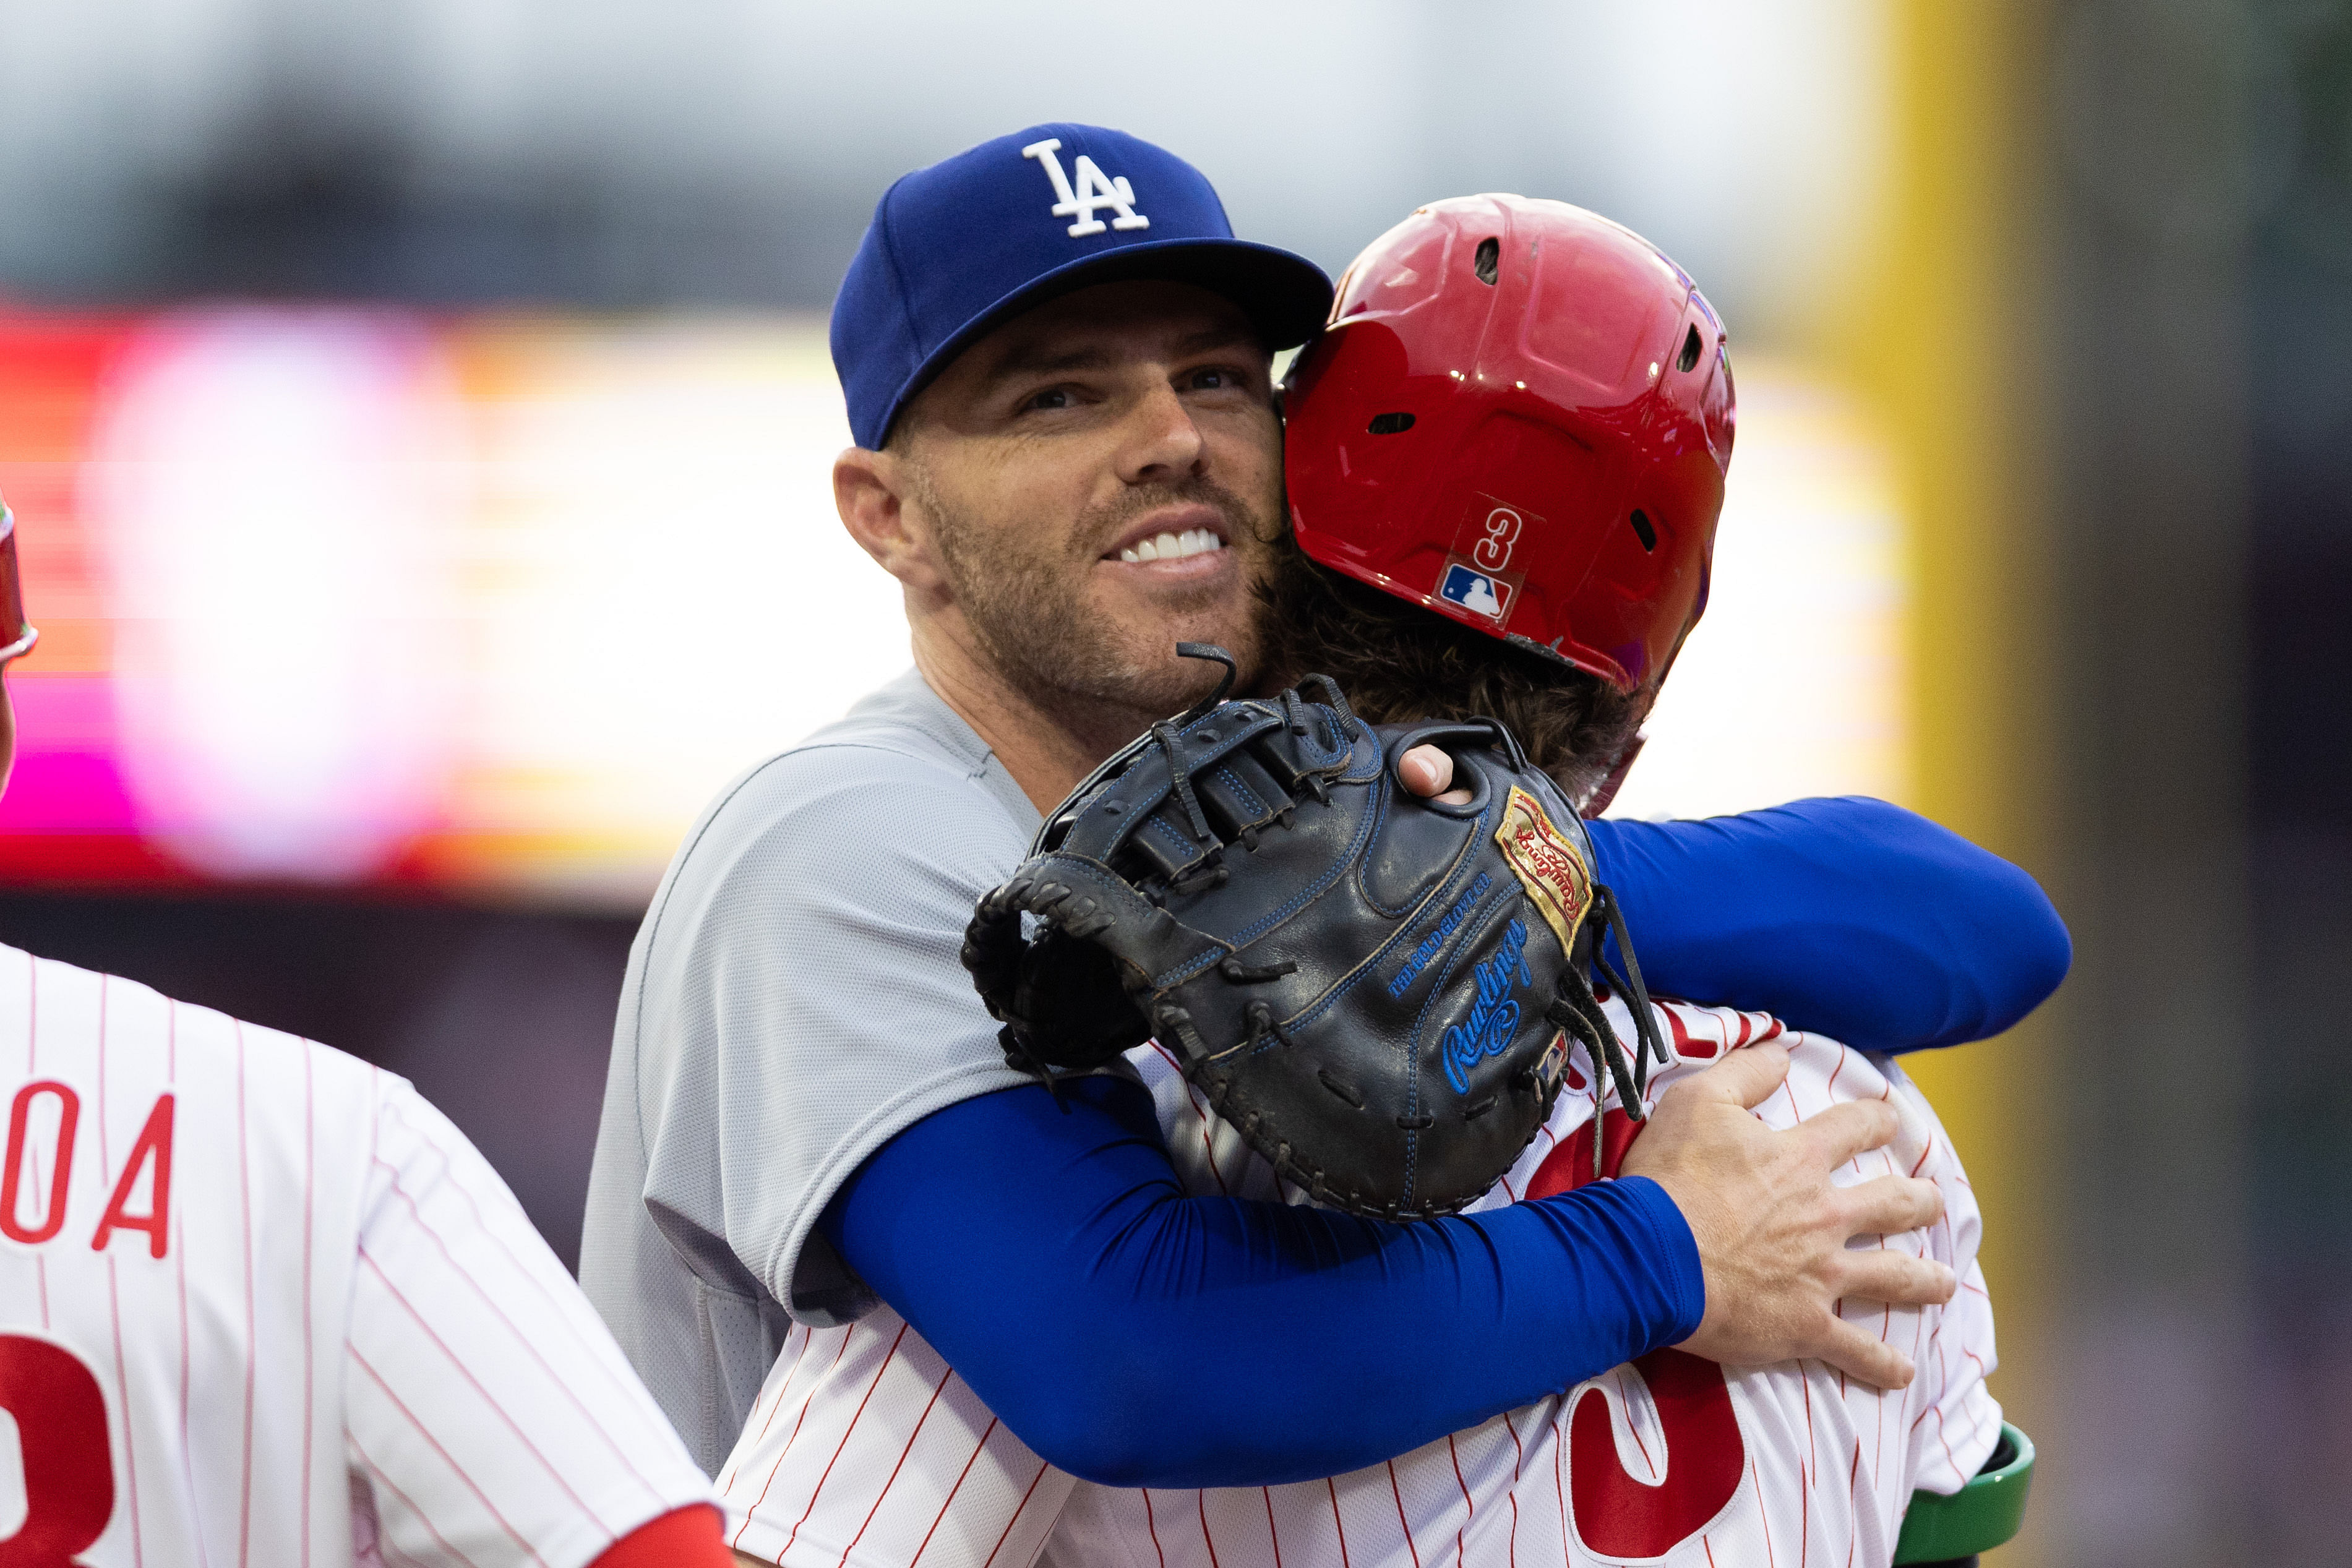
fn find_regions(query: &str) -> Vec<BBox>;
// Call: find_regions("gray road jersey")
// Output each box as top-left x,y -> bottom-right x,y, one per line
580,667 -> 1042,1474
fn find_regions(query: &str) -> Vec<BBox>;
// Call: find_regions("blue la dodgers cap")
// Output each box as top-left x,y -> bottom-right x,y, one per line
831,123 -> 1334,450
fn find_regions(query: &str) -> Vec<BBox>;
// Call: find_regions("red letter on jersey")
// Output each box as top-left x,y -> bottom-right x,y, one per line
0,1082 -> 79,1246
0,1334 -> 115,1565
1568,1348 -> 1745,1557
91,1094 -> 173,1260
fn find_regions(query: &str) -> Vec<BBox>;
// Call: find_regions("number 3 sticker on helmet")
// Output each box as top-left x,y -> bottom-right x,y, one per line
0,1334 -> 114,1566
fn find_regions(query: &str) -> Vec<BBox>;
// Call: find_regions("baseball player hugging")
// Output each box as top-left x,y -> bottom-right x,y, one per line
581,126 -> 2067,1568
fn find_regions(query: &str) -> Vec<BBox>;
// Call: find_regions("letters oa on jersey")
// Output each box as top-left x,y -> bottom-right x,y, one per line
1535,1108 -> 1748,1557
0,1079 -> 174,1259
0,1078 -> 175,1564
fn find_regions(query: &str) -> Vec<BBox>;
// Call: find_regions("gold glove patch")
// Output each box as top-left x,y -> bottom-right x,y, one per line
1494,786 -> 1594,958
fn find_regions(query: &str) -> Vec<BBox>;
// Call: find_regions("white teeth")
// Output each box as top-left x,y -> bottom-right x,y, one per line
1116,528 -> 1226,563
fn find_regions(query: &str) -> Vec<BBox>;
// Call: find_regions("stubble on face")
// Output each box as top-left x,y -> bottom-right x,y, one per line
912,459 -> 1281,738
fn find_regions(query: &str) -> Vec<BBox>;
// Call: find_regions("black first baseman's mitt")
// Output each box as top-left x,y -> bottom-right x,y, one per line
962,645 -> 1670,1219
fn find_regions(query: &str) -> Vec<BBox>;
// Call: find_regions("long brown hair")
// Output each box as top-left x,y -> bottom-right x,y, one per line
1255,535 -> 1648,806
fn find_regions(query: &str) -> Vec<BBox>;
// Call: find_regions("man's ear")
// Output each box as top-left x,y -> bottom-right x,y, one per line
835,446 -> 948,596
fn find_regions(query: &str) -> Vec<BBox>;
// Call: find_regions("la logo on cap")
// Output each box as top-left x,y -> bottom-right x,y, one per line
1022,138 -> 1150,237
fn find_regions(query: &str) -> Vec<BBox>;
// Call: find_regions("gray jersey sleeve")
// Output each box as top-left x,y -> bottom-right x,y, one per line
633,737 -> 1036,1323
582,672 -> 1054,1465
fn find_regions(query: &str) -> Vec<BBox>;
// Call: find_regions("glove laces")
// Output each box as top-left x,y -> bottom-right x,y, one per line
1543,881 -> 1674,1178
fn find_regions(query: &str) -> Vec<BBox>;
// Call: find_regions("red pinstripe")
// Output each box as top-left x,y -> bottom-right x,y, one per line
1141,1488 -> 1169,1568
1324,1477 -> 1352,1568
906,1413 -> 999,1568
93,978 -> 145,1565
369,1116 -> 661,1494
1151,1040 -> 1230,1196
1846,1439 -> 1866,1567
778,1321 -> 912,1562
356,1245 -> 612,1529
1445,1431 -> 1474,1564
1195,1488 -> 1222,1568
1922,1390 -> 1962,1482
1500,1407 -> 1526,1568
395,1112 -> 661,1484
735,1326 -> 856,1548
170,1005 -> 202,1566
1749,1458 -> 1776,1568
1612,1369 -> 1657,1473
1550,1404 -> 1569,1560
831,1357 -> 956,1568
724,1323 -> 813,1493
978,1459 -> 1051,1568
1261,1487 -> 1284,1568
351,1345 -> 548,1564
107,1255 -> 146,1566
351,1442 -> 488,1568
1801,1365 -> 1817,1568
1384,1461 -> 1422,1568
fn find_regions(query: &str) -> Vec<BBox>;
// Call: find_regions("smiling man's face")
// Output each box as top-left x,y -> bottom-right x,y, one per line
889,278 -> 1285,729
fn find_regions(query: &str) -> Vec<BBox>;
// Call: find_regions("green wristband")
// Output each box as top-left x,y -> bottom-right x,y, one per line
1892,1423 -> 2035,1564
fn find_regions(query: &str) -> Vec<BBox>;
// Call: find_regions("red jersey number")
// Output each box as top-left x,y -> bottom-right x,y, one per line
1568,1348 -> 1744,1557
0,1335 -> 114,1566
1536,1109 -> 1748,1558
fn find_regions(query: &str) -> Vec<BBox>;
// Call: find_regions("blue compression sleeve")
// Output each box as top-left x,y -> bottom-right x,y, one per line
820,1075 -> 1701,1489
1586,796 -> 2071,1053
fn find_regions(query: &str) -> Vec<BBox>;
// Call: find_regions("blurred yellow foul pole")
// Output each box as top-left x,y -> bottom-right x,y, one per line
1831,5 -> 2056,1564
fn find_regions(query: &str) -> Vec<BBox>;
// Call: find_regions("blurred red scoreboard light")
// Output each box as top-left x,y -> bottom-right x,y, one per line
0,303 -> 899,906
0,304 -> 1907,904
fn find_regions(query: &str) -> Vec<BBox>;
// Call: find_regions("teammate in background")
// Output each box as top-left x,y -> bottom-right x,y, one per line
0,503 -> 729,1564
582,126 -> 2066,1562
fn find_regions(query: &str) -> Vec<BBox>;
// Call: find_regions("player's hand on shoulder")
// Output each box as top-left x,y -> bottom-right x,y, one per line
1621,1043 -> 1956,1390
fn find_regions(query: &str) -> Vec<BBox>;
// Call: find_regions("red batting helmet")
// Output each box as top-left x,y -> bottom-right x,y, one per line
1283,195 -> 1735,693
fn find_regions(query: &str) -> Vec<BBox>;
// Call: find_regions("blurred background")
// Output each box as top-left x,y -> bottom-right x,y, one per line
0,1 -> 2339,1561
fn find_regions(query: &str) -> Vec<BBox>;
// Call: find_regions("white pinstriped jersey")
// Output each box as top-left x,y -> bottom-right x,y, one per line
719,998 -> 1999,1568
0,945 -> 720,1568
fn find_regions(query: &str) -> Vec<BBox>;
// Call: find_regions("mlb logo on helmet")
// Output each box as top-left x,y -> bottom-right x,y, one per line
1434,494 -> 1533,625
1438,563 -> 1509,621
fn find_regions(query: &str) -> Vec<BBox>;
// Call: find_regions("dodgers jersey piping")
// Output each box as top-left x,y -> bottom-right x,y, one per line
0,944 -> 717,1568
